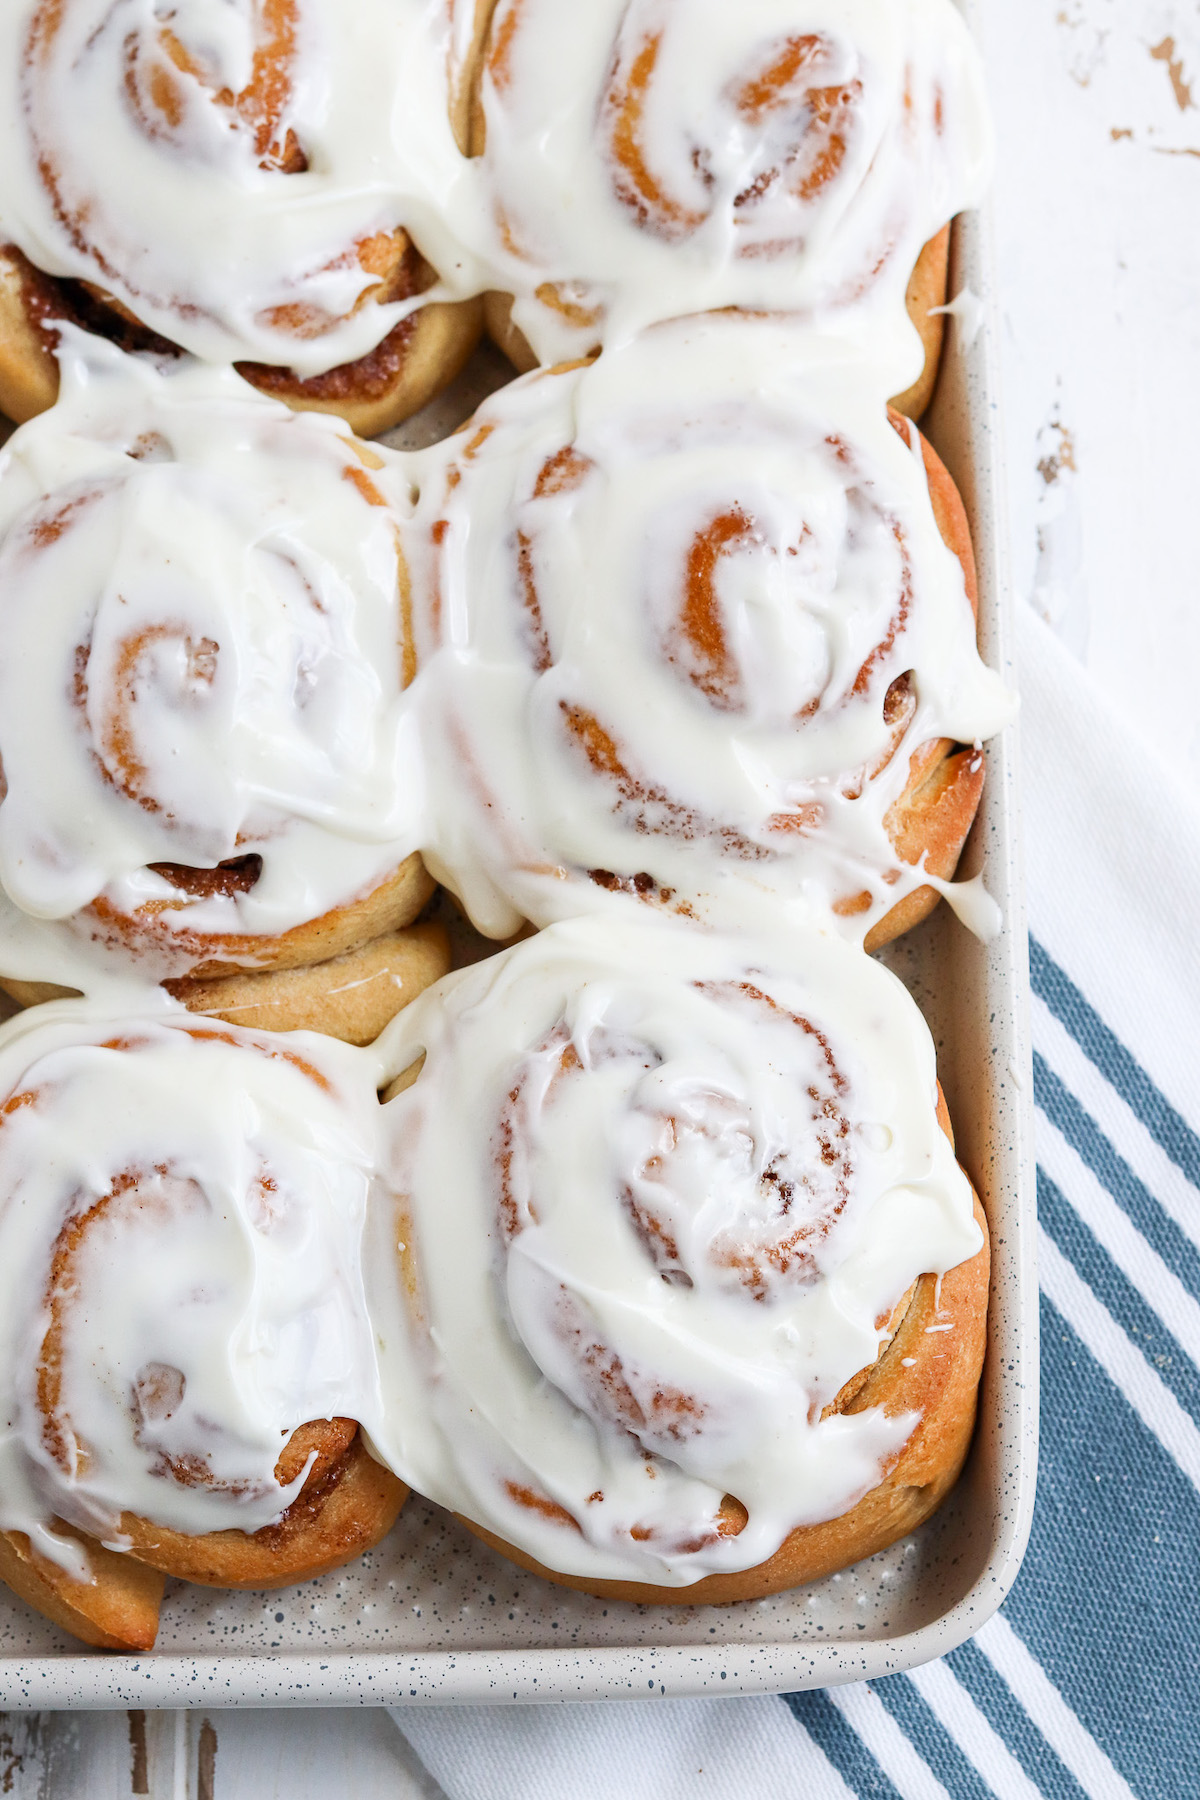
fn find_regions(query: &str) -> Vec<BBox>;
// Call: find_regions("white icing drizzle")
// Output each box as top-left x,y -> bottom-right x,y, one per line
0,335 -> 424,981
407,314 -> 1016,941
0,999 -> 387,1572
0,0 -> 488,375
367,913 -> 982,1586
926,866 -> 1003,942
472,0 -> 992,379
928,285 -> 986,351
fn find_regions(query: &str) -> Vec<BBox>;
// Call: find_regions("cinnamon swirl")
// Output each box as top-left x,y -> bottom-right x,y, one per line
0,0 -> 493,434
0,338 -> 448,1037
368,913 -> 988,1600
0,1003 -> 407,1650
407,314 -> 1015,947
471,0 -> 990,412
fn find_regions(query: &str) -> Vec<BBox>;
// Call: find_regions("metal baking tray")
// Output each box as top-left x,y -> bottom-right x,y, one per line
0,61 -> 1037,1714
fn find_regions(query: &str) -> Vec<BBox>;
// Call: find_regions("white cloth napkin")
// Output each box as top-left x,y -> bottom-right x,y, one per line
389,600 -> 1200,1800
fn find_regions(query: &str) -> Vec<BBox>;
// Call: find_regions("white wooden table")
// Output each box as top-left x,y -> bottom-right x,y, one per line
2,0 -> 1197,1790
0,1707 -> 445,1798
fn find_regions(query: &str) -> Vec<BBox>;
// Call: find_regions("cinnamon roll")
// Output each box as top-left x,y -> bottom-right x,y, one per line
471,0 -> 990,412
408,315 -> 1015,948
0,338 -> 448,1038
0,1003 -> 407,1650
0,0 -> 494,434
368,913 -> 988,1601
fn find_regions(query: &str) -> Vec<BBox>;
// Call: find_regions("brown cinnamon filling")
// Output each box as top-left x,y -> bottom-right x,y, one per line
14,249 -> 181,362
120,0 -> 307,173
505,427 -> 916,864
558,700 -> 773,862
602,27 -> 862,247
236,240 -> 435,401
146,854 -> 264,899
678,507 -> 756,708
587,869 -> 674,903
273,1417 -> 358,1490
10,226 -> 431,400
246,1427 -> 361,1548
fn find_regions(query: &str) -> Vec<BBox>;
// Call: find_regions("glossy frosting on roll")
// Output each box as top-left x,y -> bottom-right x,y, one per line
0,0 -> 486,375
0,336 -> 423,982
0,1002 -> 387,1573
473,0 -> 991,376
408,315 -> 1015,941
367,913 -> 983,1586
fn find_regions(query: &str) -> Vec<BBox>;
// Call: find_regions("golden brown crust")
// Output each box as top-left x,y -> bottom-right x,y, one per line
864,741 -> 986,950
917,417 -> 979,620
482,289 -> 540,375
236,294 -> 485,440
380,1052 -> 426,1105
890,223 -> 951,421
0,1434 -> 406,1643
454,0 -> 504,158
164,918 -> 451,1044
457,1125 -> 989,1605
856,414 -> 982,950
0,241 -> 483,438
0,976 -> 82,1009
0,251 -> 483,437
85,851 -> 436,980
0,246 -> 187,426
0,916 -> 450,1047
479,227 -> 952,406
120,1435 -> 408,1590
0,1523 -> 164,1652
0,248 -> 61,425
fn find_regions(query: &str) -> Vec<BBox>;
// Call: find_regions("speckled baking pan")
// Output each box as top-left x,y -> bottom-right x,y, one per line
0,86 -> 1038,1718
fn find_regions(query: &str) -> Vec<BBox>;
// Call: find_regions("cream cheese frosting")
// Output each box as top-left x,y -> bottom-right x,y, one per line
471,0 -> 992,380
406,314 -> 1016,942
0,334 -> 425,982
0,1000 -> 387,1573
366,912 -> 983,1586
0,0 -> 488,376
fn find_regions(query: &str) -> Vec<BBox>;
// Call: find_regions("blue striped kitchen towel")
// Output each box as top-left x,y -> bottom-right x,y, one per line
392,600 -> 1200,1800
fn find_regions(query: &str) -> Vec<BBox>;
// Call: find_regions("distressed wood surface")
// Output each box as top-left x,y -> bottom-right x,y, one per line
0,1708 -> 447,1798
989,0 -> 1200,772
0,0 -> 1196,1790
